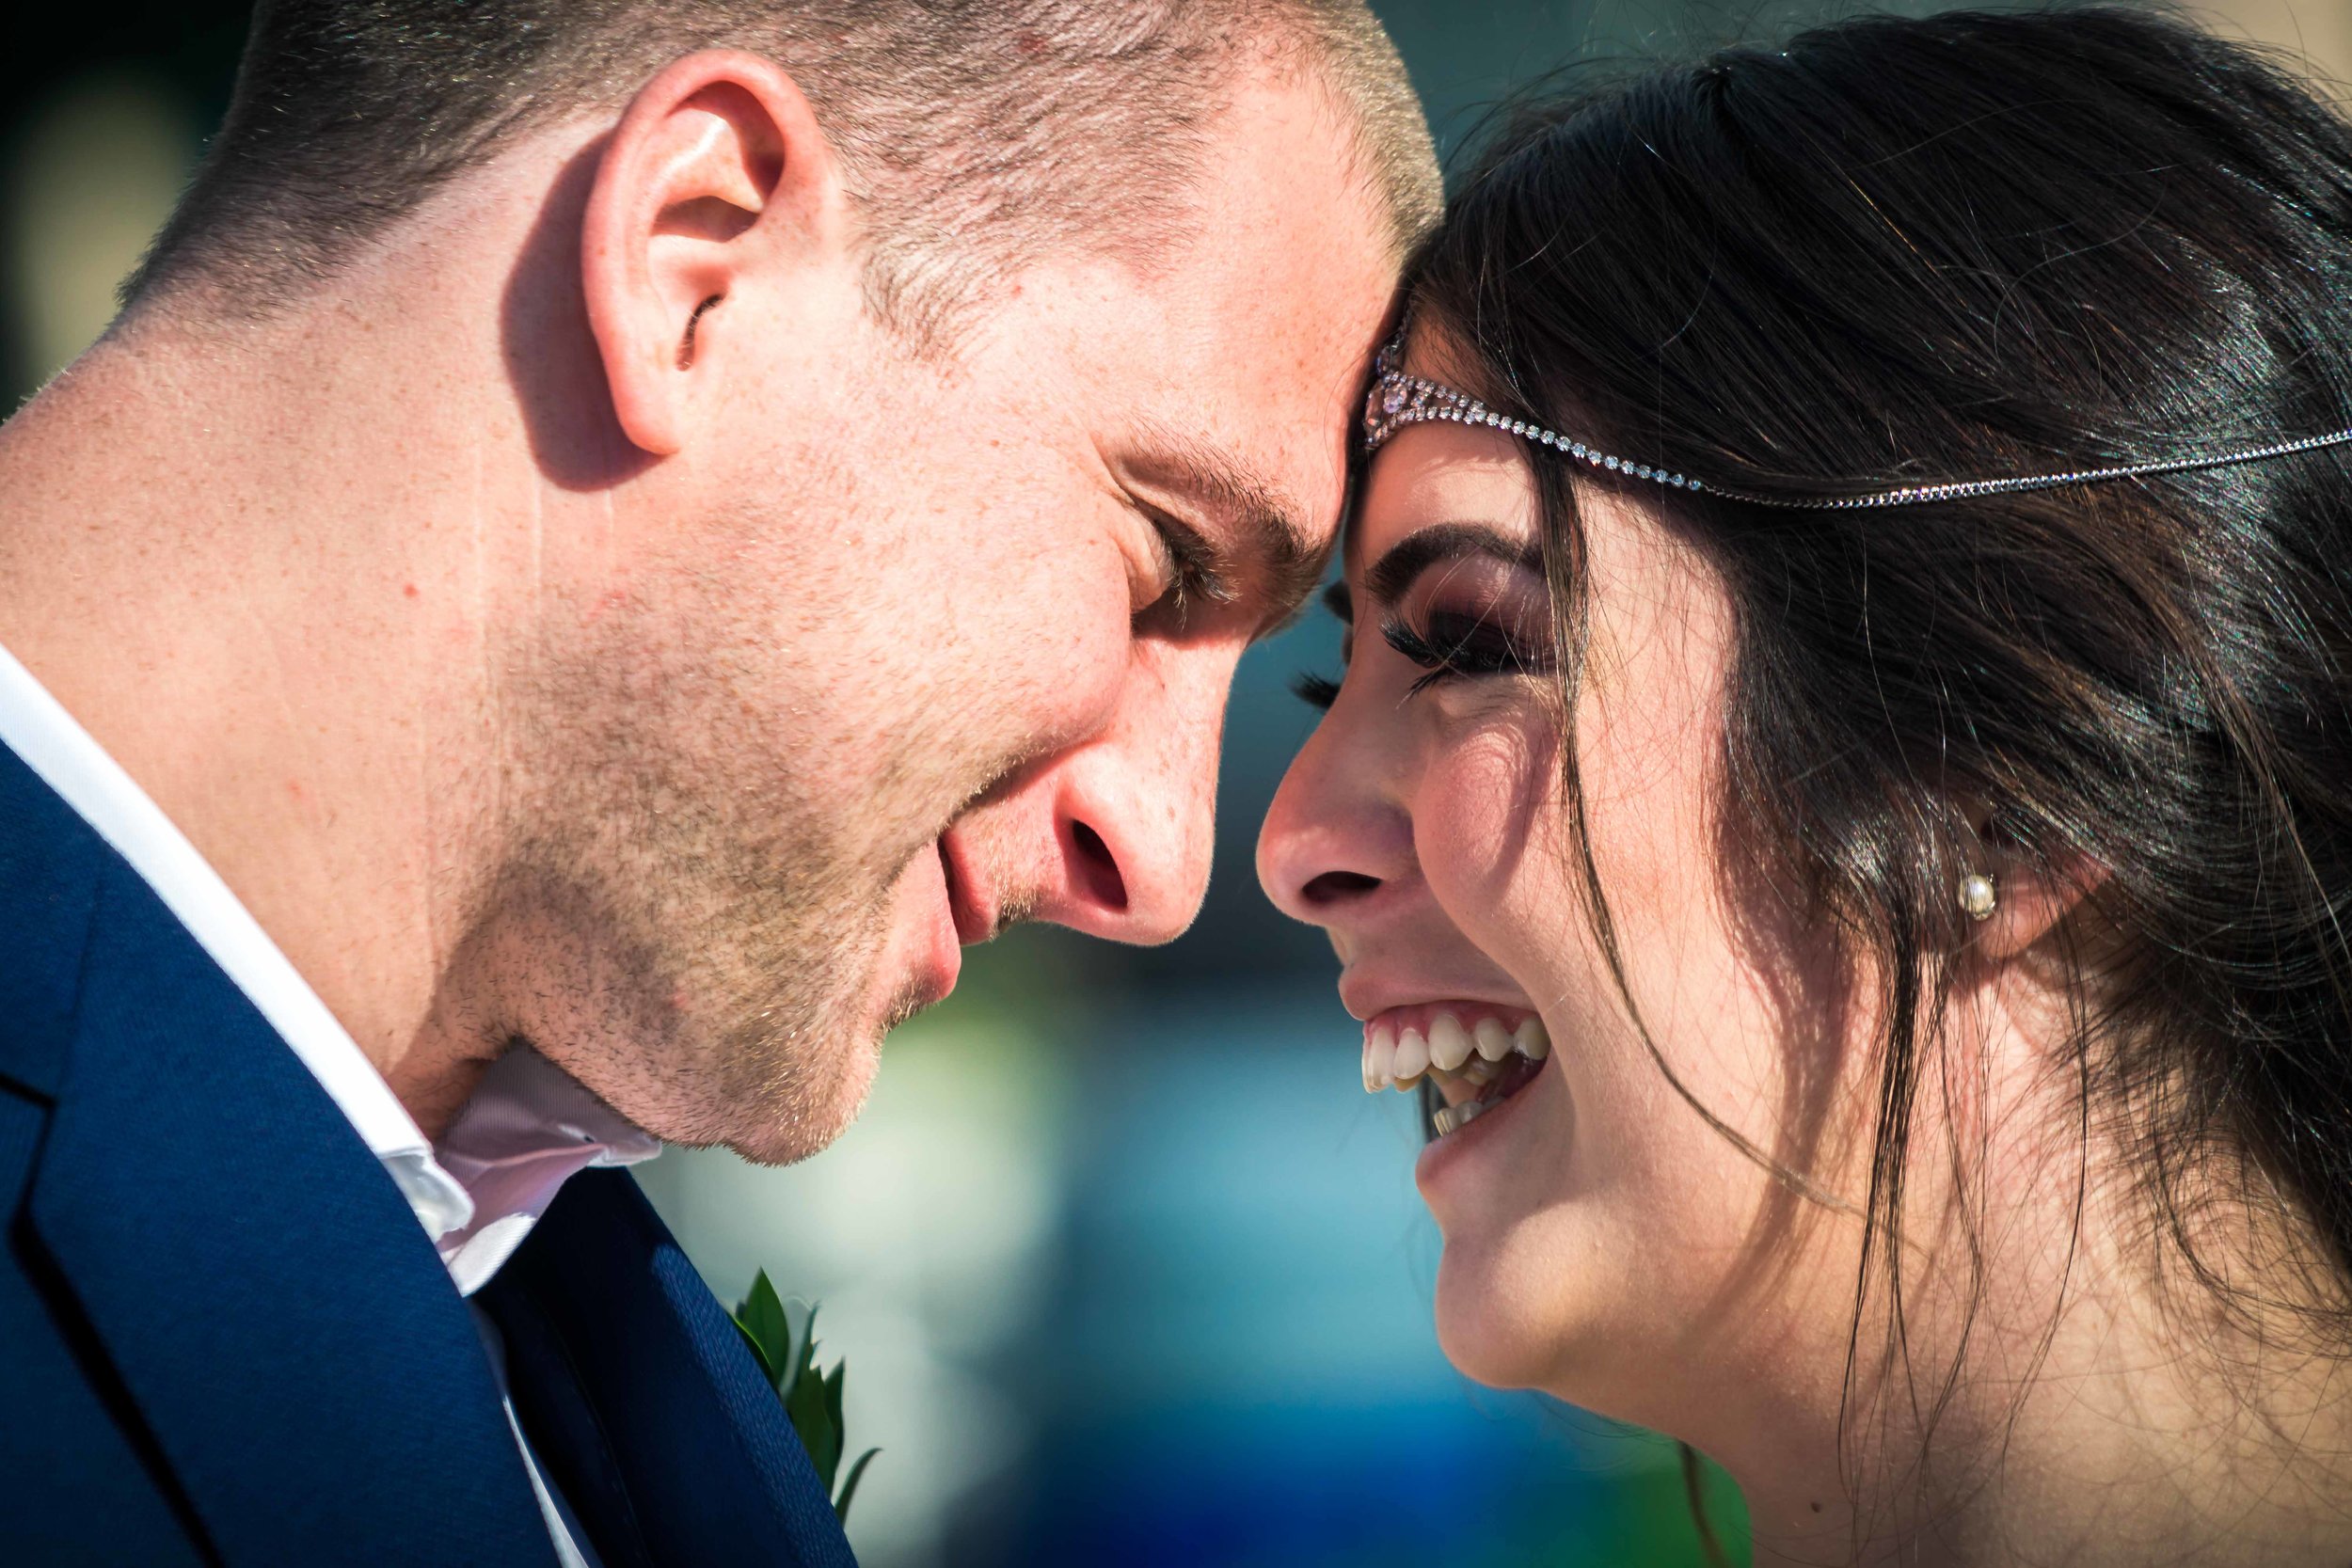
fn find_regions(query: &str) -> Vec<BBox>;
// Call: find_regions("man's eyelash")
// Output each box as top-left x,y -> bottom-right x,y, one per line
1152,521 -> 1232,621
1180,561 -> 1228,609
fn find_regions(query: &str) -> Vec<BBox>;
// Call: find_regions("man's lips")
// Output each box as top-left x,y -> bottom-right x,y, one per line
936,831 -> 996,946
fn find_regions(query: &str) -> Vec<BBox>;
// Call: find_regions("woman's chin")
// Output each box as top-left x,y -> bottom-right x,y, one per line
1432,1236 -> 1576,1392
1431,1227 -> 1667,1426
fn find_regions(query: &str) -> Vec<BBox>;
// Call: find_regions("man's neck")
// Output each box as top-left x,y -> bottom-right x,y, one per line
0,277 -> 565,1134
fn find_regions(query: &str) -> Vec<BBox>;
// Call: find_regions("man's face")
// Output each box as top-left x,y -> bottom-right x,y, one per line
515,71 -> 1401,1162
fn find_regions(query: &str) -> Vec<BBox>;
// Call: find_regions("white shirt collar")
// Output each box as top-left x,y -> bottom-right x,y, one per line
0,641 -> 659,1296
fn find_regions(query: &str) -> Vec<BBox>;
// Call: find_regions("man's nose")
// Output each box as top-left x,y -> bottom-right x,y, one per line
994,649 -> 1228,946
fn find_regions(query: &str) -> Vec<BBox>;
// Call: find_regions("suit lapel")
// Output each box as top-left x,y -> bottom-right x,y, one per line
481,1170 -> 858,1568
0,747 -> 102,1105
8,753 -> 555,1567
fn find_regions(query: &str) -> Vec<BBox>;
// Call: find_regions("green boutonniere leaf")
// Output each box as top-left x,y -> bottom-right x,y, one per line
734,1270 -> 793,1388
731,1271 -> 882,1526
834,1447 -> 880,1522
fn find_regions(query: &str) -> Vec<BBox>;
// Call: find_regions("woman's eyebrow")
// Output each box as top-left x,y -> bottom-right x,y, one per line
1364,523 -> 1544,608
1321,579 -> 1353,626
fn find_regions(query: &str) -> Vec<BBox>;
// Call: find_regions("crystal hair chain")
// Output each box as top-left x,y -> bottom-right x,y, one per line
1362,355 -> 2352,511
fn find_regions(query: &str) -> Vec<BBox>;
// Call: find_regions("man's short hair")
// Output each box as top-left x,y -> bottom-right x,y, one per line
127,0 -> 1439,341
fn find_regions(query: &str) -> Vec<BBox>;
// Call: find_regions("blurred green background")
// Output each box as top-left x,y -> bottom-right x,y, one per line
6,3 -> 2344,1563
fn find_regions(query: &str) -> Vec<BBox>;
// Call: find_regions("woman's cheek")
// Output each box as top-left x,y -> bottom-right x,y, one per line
1415,706 -> 1580,973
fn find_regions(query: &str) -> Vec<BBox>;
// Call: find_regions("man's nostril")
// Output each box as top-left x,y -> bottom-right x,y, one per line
1301,870 -> 1379,905
1069,821 -> 1129,911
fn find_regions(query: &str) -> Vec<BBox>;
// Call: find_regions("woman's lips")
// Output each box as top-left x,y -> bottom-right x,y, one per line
1415,1054 -> 1543,1185
1339,971 -> 1529,1023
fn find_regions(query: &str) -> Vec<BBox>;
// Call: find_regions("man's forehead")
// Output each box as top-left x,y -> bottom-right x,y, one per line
1129,232 -> 1392,554
1111,236 -> 1391,631
1140,68 -> 1402,414
961,63 -> 1398,618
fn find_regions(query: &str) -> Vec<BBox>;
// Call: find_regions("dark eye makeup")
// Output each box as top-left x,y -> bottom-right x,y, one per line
1292,524 -> 1551,710
1379,604 -> 1551,697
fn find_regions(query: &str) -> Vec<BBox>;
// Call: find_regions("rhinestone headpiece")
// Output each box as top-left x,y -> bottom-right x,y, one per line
1361,334 -> 2352,511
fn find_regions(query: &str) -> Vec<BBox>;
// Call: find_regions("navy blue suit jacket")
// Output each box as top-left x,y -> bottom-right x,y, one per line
0,745 -> 858,1567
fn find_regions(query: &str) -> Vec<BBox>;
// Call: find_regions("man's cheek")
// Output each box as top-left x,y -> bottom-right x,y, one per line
894,533 -> 1135,799
995,575 -> 1134,737
1002,634 -> 1129,760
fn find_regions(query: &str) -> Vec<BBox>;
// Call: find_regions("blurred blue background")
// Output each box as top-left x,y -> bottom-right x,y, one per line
6,2 -> 2344,1562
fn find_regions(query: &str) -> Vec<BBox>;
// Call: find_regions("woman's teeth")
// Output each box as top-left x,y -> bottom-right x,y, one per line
1431,1099 -> 1489,1137
1361,1012 -> 1549,1094
1393,1027 -> 1430,1084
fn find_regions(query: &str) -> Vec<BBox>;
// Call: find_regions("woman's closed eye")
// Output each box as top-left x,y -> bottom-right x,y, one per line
1381,604 -> 1550,695
1290,523 -> 1552,710
1371,524 -> 1553,699
1292,593 -> 1549,710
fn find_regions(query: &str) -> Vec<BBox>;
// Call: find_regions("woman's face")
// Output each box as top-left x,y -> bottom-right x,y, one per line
1257,363 -> 1871,1438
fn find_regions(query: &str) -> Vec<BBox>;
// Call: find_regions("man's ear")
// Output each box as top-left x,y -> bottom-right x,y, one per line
1958,801 -> 2107,961
581,50 -> 847,457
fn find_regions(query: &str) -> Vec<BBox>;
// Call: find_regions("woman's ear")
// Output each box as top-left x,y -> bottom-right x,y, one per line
580,49 -> 848,457
1957,800 -> 2106,961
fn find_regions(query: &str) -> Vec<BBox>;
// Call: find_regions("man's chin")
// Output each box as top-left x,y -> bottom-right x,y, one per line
707,1056 -> 881,1167
590,964 -> 934,1167
721,1008 -> 901,1168
881,971 -> 947,1033
716,983 -> 937,1165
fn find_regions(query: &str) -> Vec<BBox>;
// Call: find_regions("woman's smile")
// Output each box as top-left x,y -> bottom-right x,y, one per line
1412,1041 -> 1557,1196
1355,1001 -> 1549,1098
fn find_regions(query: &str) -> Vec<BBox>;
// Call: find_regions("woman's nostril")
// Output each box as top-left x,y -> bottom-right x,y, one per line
1069,820 -> 1129,911
1301,869 -> 1380,906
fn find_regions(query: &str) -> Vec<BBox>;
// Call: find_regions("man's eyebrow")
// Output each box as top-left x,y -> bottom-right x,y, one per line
1365,523 -> 1545,609
1124,423 -> 1329,626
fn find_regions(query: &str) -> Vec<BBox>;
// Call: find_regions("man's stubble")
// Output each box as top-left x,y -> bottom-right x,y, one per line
462,583 -> 936,1165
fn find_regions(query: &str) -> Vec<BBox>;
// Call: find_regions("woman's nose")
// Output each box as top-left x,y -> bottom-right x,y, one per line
1256,708 -> 1412,930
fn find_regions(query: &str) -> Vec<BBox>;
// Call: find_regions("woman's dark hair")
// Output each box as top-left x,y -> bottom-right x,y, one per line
1406,0 -> 2352,1508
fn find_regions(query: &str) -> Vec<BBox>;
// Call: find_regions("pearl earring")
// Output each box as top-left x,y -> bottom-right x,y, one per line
1958,871 -> 1997,922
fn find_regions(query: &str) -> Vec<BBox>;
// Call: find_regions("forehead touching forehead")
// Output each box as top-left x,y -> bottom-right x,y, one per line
1342,323 -> 1529,568
1037,66 -> 1403,621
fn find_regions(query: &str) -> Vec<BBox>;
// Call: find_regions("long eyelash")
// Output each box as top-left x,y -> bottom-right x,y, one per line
1381,618 -> 1449,668
1381,619 -> 1473,689
1291,672 -> 1343,710
1153,559 -> 1232,634
1152,522 -> 1232,628
1379,615 -> 1544,697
